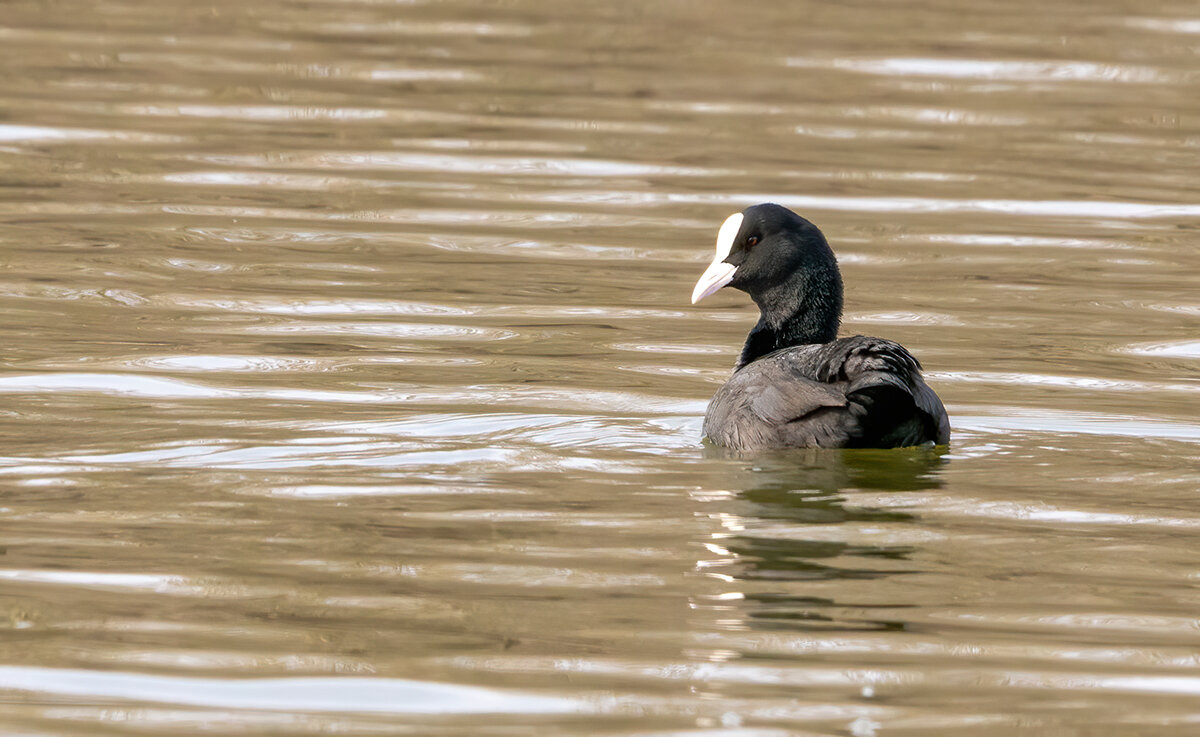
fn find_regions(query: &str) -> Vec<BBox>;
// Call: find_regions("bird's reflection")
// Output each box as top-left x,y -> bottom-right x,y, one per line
695,446 -> 946,635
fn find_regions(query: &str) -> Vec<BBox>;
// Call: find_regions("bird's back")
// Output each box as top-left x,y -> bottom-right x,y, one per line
703,335 -> 950,451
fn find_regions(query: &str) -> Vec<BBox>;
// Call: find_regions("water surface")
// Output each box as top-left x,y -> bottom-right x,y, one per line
1,0 -> 1198,734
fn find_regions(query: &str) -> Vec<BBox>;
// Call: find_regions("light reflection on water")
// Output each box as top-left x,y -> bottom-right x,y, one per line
0,0 -> 1199,734
0,667 -> 585,715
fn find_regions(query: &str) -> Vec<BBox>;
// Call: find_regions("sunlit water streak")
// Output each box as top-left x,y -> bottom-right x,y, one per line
0,667 -> 586,715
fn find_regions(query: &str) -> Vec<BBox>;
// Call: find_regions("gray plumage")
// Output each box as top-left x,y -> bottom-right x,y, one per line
703,336 -> 950,451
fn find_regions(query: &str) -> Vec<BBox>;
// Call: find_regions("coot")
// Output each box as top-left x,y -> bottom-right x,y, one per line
691,203 -> 950,450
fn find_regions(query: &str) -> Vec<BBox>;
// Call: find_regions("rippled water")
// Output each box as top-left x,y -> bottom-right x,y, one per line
1,0 -> 1199,734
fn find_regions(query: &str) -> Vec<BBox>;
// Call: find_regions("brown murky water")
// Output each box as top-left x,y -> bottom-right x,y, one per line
1,0 -> 1199,734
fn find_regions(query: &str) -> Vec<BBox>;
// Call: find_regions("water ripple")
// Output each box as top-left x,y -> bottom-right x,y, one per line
952,407 -> 1200,440
0,667 -> 582,715
0,123 -> 179,144
1122,340 -> 1200,359
788,57 -> 1186,84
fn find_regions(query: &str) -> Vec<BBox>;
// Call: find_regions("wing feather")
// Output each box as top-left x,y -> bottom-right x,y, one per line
703,336 -> 949,450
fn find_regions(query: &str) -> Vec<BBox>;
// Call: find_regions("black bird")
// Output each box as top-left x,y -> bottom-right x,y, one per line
691,203 -> 950,451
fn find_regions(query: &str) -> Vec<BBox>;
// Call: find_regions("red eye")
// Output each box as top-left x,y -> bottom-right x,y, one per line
746,235 -> 759,247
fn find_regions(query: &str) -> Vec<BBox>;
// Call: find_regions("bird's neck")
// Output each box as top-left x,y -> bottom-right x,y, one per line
736,272 -> 842,369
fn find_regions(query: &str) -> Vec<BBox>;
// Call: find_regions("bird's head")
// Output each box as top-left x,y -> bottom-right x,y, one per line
691,203 -> 836,306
